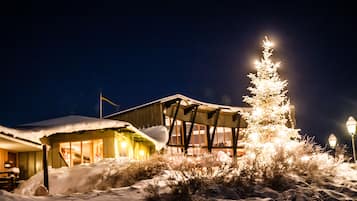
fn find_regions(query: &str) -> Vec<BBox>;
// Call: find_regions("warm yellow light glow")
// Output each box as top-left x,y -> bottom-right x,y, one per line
263,37 -> 274,48
121,141 -> 127,149
254,59 -> 260,66
346,116 -> 357,135
275,62 -> 281,68
328,133 -> 337,149
139,150 -> 145,157
252,107 -> 263,117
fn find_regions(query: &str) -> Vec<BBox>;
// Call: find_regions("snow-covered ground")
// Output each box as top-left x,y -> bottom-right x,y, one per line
2,142 -> 357,201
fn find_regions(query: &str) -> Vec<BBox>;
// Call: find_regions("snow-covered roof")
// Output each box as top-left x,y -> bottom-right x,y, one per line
0,115 -> 165,150
0,133 -> 42,152
105,94 -> 247,118
140,126 -> 169,145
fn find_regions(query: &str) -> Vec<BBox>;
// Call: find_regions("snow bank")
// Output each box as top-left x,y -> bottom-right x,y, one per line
15,158 -> 131,195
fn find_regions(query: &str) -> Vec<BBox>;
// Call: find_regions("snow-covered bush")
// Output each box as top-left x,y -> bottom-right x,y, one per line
16,155 -> 168,195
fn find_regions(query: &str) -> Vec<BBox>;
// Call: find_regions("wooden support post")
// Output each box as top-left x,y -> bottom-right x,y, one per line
206,125 -> 211,152
232,128 -> 237,158
167,100 -> 181,145
182,121 -> 186,153
232,113 -> 241,161
208,109 -> 220,152
42,145 -> 49,191
184,105 -> 198,154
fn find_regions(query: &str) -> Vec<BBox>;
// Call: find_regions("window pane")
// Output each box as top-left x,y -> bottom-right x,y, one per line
59,142 -> 71,166
82,141 -> 92,164
93,139 -> 103,162
71,141 -> 81,166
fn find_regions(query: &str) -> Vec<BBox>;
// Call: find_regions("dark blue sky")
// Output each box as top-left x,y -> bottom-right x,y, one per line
1,1 -> 357,146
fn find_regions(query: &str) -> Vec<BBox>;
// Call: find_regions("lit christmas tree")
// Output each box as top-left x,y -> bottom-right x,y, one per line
242,36 -> 299,145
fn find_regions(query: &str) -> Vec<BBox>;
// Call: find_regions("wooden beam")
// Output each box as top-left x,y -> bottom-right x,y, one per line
207,109 -> 220,153
184,104 -> 198,115
182,121 -> 186,153
184,105 -> 198,154
164,98 -> 181,108
209,109 -> 220,150
232,113 -> 241,159
167,100 -> 181,145
207,109 -> 218,119
206,125 -> 211,152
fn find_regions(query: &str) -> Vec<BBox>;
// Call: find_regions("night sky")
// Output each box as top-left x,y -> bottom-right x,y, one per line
1,1 -> 357,147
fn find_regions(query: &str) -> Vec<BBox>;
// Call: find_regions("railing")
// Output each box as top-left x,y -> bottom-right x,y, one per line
0,171 -> 19,191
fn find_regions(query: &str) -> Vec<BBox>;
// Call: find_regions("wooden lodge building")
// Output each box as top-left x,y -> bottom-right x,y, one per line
0,115 -> 163,180
106,94 -> 297,157
0,94 -> 296,185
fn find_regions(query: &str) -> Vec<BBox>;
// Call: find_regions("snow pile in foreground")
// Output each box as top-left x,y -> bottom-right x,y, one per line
15,156 -> 168,197
151,140 -> 357,200
10,140 -> 357,200
15,158 -> 137,195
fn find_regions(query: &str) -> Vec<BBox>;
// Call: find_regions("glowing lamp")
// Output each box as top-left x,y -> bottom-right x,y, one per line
346,116 -> 357,135
121,141 -> 127,149
139,150 -> 145,157
328,134 -> 337,149
346,116 -> 357,163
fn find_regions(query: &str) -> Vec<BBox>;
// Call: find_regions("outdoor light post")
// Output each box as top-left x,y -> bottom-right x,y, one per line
346,116 -> 357,163
328,133 -> 337,157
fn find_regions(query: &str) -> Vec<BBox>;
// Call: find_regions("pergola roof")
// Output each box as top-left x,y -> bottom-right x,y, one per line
106,94 -> 247,118
105,94 -> 296,129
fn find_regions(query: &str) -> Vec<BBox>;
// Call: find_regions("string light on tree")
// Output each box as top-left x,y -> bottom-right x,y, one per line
242,36 -> 299,145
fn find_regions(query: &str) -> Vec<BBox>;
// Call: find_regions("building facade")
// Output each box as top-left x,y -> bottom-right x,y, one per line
1,115 -> 162,179
106,94 -> 296,157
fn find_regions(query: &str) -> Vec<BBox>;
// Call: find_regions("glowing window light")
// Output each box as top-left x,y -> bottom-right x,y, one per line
121,141 -> 127,149
139,150 -> 145,157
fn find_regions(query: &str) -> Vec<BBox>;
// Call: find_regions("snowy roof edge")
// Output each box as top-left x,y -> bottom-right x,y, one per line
0,116 -> 165,150
105,93 -> 246,118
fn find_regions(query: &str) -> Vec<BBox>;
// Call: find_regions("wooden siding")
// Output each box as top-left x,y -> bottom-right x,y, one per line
0,148 -> 8,173
49,143 -> 67,168
108,103 -> 163,129
18,151 -> 43,179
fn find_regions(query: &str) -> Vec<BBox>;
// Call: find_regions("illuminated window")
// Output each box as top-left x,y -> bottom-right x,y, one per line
59,139 -> 103,167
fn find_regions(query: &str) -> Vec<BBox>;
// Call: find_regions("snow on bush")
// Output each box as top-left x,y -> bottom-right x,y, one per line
145,139 -> 357,200
15,156 -> 168,195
